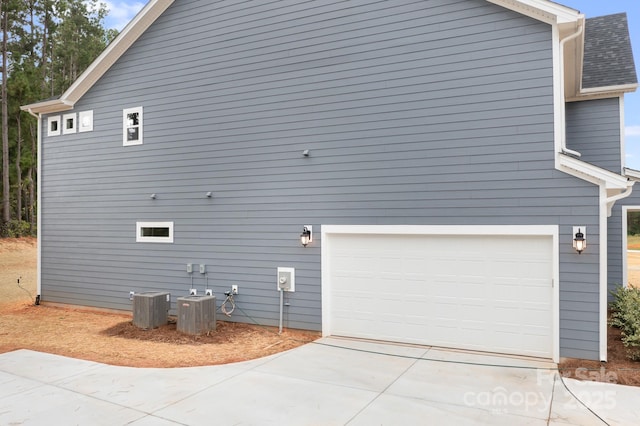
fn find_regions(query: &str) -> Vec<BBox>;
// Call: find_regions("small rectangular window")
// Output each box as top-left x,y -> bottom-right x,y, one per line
48,116 -> 61,137
63,113 -> 76,134
136,221 -> 173,243
79,110 -> 93,132
123,106 -> 143,146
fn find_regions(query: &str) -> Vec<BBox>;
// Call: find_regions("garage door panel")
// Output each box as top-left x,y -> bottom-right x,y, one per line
327,233 -> 553,358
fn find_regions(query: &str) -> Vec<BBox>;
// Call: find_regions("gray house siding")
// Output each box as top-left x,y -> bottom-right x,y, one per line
608,203 -> 624,294
565,97 -> 626,299
566,98 -> 621,174
41,0 -> 602,359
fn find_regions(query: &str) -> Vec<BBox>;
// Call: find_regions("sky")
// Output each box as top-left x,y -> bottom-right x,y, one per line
559,1 -> 640,168
103,0 -> 640,167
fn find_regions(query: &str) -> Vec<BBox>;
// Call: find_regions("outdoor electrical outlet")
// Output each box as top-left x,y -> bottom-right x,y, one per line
187,263 -> 193,274
232,285 -> 238,295
189,288 -> 197,296
205,289 -> 213,296
129,291 -> 135,301
199,264 -> 206,274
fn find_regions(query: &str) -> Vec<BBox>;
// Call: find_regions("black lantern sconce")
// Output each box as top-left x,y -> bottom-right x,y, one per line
573,227 -> 586,254
300,225 -> 312,247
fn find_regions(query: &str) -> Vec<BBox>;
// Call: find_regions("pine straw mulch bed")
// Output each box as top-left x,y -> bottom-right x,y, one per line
1,302 -> 639,385
0,302 -> 320,368
559,325 -> 640,386
1,235 -> 640,380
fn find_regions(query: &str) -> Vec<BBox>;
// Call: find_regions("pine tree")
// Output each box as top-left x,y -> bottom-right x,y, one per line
0,0 -> 116,235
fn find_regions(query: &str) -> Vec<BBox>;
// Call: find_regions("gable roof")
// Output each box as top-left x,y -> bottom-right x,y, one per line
22,0 -> 624,114
582,13 -> 638,89
22,0 -> 175,114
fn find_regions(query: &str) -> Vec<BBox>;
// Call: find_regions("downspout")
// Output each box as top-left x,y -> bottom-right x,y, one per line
606,184 -> 634,217
559,22 -> 584,158
25,108 -> 41,304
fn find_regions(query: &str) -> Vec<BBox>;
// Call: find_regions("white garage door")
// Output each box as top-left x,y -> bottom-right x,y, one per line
325,231 -> 554,358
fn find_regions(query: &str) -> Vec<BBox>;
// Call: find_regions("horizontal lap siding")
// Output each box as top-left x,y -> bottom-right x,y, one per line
566,98 -> 625,300
566,98 -> 621,174
41,0 -> 600,358
608,204 -> 624,295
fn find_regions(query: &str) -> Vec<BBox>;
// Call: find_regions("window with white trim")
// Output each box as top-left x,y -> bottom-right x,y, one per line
63,113 -> 76,134
48,116 -> 61,137
136,221 -> 173,243
79,110 -> 93,132
123,106 -> 143,146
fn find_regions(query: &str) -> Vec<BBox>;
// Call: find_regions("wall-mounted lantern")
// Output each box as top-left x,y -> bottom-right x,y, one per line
573,226 -> 586,254
300,225 -> 312,247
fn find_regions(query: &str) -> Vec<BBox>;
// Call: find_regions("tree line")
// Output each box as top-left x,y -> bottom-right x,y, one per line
628,211 -> 640,236
0,0 -> 118,237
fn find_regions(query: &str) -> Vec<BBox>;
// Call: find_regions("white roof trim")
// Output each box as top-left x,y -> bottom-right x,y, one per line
624,168 -> 640,181
486,0 -> 580,25
558,154 -> 630,190
21,99 -> 74,114
566,84 -> 640,102
21,0 -> 174,114
21,0 -> 602,115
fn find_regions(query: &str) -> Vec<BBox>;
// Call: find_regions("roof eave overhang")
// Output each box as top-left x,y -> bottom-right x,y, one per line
624,168 -> 640,182
487,1 -> 585,100
558,153 -> 631,190
486,0 -> 581,25
20,99 -> 74,114
20,0 -> 175,115
567,83 -> 639,102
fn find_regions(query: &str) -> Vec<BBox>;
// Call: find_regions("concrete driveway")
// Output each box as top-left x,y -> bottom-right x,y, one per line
0,337 -> 638,425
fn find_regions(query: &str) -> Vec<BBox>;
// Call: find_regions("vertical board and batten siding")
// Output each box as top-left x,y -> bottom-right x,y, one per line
41,0 -> 601,358
566,98 -> 626,298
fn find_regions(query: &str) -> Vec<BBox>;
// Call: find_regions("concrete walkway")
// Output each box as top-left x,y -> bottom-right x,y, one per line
1,338 -> 639,425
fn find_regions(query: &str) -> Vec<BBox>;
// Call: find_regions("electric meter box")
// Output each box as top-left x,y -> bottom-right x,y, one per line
177,295 -> 217,335
133,291 -> 170,329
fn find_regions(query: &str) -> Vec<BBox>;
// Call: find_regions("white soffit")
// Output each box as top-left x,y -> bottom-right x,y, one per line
486,0 -> 581,25
559,154 -> 631,190
624,168 -> 640,181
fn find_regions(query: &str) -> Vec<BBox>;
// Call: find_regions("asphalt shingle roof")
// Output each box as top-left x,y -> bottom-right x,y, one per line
582,13 -> 638,89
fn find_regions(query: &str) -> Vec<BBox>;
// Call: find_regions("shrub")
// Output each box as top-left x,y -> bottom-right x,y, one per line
610,286 -> 640,361
0,220 -> 33,238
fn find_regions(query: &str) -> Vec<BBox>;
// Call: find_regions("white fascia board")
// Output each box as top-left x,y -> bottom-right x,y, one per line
20,0 -> 175,114
21,99 -> 74,114
486,0 -> 580,25
624,168 -> 640,181
566,84 -> 639,102
558,154 -> 630,190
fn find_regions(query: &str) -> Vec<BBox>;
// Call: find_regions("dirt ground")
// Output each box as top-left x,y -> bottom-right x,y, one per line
627,251 -> 640,288
1,238 -> 639,385
0,238 -> 318,367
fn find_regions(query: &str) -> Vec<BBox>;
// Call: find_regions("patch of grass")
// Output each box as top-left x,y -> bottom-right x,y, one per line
628,234 -> 640,250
